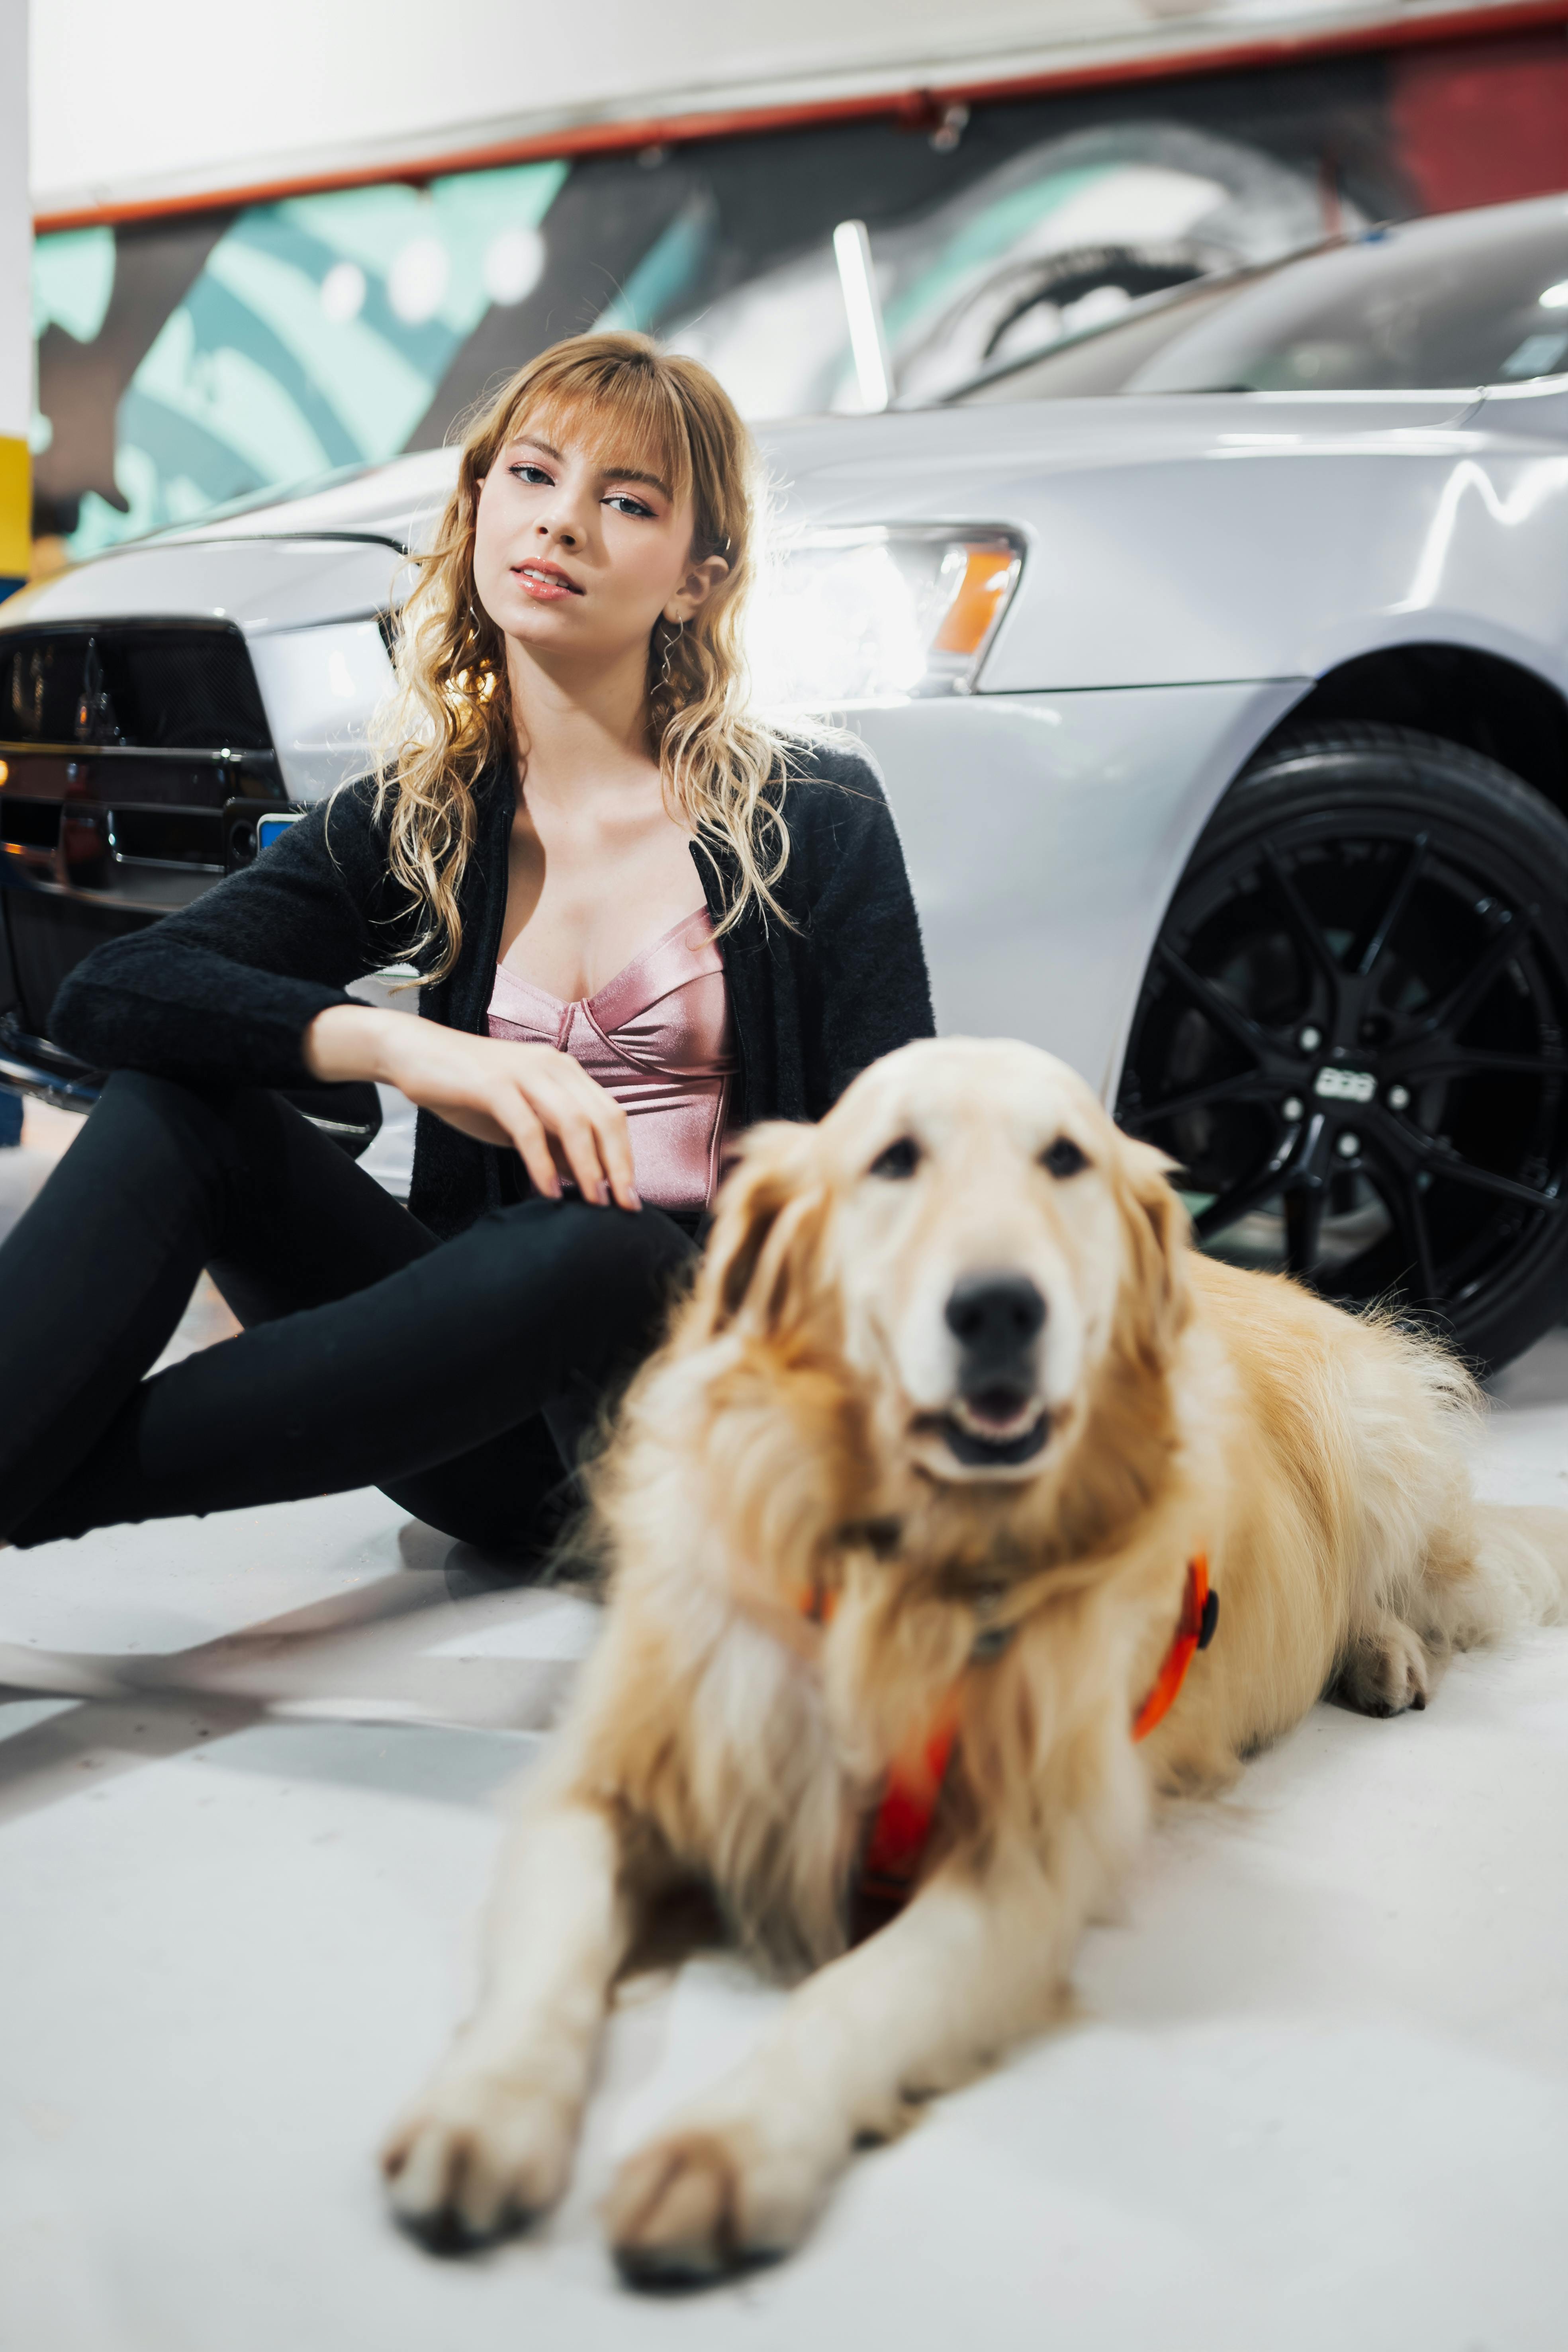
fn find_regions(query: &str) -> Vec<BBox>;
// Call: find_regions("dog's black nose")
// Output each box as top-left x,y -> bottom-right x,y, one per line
944,1275 -> 1046,1357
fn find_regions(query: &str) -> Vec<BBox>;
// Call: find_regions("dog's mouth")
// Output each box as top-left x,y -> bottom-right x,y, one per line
936,1386 -> 1050,1469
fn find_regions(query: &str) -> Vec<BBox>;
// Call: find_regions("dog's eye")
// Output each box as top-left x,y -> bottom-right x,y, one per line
869,1136 -> 921,1181
1041,1136 -> 1088,1179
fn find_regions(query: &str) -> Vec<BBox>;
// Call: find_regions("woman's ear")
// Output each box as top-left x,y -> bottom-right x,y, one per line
1117,1134 -> 1192,1363
670,550 -> 730,623
683,1121 -> 827,1343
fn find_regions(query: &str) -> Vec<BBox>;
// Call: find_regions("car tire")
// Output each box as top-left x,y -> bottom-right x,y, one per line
1116,723 -> 1568,1373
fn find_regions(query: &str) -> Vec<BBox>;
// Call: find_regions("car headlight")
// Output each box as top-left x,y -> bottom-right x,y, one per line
747,527 -> 1023,709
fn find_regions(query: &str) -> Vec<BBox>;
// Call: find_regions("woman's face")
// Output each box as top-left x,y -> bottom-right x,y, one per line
471,419 -> 728,678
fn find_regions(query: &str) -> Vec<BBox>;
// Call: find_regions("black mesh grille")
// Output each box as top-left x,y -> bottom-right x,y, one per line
2,636 -> 84,744
109,807 -> 225,867
98,630 -> 271,751
0,625 -> 272,753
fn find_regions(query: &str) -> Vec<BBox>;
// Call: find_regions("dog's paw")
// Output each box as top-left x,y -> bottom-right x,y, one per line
1335,1620 -> 1432,1718
605,2121 -> 828,2287
381,2070 -> 576,2248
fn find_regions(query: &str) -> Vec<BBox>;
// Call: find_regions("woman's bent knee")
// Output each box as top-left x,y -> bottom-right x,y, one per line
476,1197 -> 697,1345
494,1196 -> 694,1279
94,1071 -> 311,1177
94,1068 -> 239,1155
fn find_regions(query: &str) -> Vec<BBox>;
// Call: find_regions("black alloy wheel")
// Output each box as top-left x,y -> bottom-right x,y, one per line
1116,725 -> 1568,1373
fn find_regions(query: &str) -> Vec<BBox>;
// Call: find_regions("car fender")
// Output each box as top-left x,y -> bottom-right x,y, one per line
976,424 -> 1568,701
848,677 -> 1306,1104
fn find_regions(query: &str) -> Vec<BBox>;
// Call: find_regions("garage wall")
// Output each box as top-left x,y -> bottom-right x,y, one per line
25,6 -> 1568,574
28,0 -> 1538,218
27,71 -> 1373,559
0,0 -> 29,594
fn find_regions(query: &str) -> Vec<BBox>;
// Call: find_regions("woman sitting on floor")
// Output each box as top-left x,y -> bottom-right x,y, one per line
0,332 -> 932,1558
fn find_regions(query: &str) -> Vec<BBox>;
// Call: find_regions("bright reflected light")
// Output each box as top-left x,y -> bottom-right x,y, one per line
747,530 -> 1021,710
320,261 -> 366,325
389,238 -> 450,325
1395,455 -> 1568,612
484,227 -> 546,307
833,221 -> 891,414
1539,280 -> 1568,309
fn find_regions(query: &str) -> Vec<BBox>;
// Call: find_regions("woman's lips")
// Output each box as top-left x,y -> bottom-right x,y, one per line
512,562 -> 584,601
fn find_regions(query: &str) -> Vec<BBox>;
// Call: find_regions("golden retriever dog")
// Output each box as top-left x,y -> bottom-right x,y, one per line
382,1037 -> 1568,2281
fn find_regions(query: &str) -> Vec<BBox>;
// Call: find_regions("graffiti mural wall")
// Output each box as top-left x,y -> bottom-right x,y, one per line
29,27 -> 1568,560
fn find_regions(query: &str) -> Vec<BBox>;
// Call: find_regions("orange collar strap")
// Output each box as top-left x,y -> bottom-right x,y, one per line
853,1696 -> 961,1931
1131,1552 -> 1218,1742
797,1555 -> 1218,1937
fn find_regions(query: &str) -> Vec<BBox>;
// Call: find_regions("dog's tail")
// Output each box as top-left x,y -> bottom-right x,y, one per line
1431,1504 -> 1568,1652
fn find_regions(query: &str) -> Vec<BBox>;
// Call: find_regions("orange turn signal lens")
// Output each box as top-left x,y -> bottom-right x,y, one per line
934,548 -> 1020,656
0,758 -> 8,785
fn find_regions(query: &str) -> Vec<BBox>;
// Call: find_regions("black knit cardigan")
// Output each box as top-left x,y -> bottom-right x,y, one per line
51,740 -> 936,1239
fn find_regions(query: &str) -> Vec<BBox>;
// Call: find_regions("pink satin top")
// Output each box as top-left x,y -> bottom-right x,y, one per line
486,906 -> 736,1212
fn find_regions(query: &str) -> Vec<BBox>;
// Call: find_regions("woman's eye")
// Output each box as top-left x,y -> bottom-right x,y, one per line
605,493 -> 654,517
869,1137 -> 921,1180
1041,1136 -> 1088,1179
511,464 -> 553,485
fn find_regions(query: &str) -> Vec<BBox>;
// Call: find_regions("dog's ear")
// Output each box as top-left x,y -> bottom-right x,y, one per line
1117,1135 -> 1192,1361
684,1121 -> 830,1342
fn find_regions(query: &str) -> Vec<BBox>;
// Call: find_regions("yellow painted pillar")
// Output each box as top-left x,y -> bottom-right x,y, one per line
0,0 -> 31,597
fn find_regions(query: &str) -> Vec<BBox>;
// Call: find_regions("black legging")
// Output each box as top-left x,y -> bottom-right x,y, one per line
0,1070 -> 697,1555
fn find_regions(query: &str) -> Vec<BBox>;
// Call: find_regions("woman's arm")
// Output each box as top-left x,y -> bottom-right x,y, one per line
49,782 -> 394,1092
304,1006 -> 640,1210
52,777 -> 641,1208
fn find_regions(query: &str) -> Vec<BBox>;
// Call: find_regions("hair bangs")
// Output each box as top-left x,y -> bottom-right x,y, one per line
499,353 -> 695,521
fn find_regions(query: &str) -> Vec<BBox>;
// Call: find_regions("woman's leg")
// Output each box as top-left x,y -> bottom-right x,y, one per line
0,1069 -> 436,1538
10,1192 -> 694,1549
380,1418 -> 583,1557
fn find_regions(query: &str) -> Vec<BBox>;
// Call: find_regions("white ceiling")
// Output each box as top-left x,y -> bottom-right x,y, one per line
29,0 -> 1505,218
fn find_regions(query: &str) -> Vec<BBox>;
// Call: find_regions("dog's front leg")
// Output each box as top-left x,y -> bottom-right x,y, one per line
382,1790 -> 634,2244
605,1840 -> 1086,2283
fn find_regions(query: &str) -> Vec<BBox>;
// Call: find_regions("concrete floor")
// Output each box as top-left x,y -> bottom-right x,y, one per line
2,1114 -> 1567,2351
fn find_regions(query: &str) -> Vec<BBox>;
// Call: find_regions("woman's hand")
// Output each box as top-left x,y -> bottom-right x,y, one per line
304,1005 -> 641,1210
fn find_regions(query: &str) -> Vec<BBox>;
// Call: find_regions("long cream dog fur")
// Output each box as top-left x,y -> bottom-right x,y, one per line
383,1038 -> 1568,2280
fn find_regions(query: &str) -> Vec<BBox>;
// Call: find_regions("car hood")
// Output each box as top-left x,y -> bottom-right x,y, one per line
0,530 -> 418,637
761,388 -> 1486,514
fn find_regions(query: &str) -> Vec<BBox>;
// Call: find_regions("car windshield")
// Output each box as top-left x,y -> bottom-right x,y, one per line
953,202 -> 1568,401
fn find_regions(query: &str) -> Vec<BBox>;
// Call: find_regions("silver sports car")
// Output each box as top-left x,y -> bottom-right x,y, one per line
4,193 -> 1568,1369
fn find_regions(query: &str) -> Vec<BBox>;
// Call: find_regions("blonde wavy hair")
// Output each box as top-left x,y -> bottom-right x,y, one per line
371,332 -> 792,981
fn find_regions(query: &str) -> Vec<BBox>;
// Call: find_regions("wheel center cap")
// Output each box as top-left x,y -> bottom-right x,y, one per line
1313,1065 -> 1378,1105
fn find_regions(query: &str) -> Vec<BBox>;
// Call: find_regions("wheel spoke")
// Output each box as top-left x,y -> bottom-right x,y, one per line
1262,845 -> 1342,991
1415,912 -> 1527,1041
1193,1123 -> 1317,1242
1194,1167 -> 1284,1242
1154,944 -> 1273,1063
1378,1164 -> 1441,1303
1282,1179 -> 1325,1278
1392,1048 -> 1568,1083
1132,1071 -> 1280,1127
1353,835 -> 1428,979
1422,1147 -> 1563,1214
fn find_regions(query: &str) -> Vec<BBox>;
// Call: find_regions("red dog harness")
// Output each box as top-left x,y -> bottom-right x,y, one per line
803,1554 -> 1218,1936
